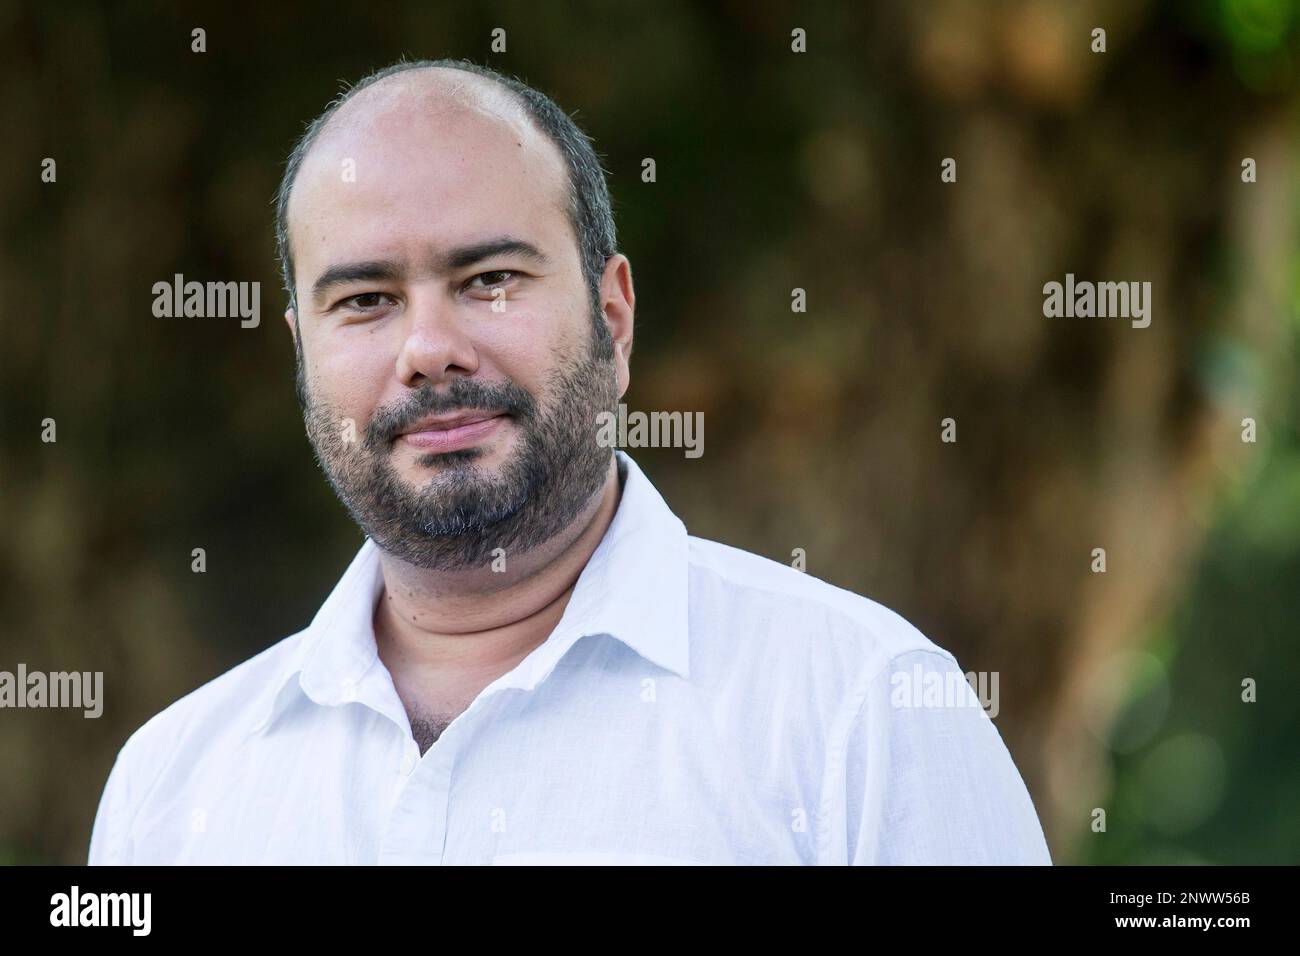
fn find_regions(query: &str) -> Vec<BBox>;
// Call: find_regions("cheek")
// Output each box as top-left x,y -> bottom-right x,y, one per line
479,301 -> 589,389
309,329 -> 394,414
483,336 -> 560,407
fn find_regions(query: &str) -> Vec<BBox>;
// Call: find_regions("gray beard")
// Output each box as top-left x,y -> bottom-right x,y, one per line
295,343 -> 618,571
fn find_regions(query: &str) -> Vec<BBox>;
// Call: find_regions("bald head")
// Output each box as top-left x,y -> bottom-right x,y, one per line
273,58 -> 618,333
314,65 -> 531,147
285,68 -> 571,306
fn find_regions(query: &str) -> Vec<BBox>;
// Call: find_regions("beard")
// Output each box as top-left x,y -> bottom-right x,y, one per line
294,330 -> 619,572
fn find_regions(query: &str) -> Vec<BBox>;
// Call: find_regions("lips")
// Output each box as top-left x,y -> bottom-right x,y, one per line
400,411 -> 503,433
396,411 -> 508,454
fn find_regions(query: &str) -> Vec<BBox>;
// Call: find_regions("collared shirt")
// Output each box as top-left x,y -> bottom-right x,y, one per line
88,451 -> 1052,865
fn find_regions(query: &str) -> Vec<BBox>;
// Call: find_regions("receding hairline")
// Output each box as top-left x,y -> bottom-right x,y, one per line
283,65 -> 572,272
313,65 -> 533,151
274,56 -> 620,345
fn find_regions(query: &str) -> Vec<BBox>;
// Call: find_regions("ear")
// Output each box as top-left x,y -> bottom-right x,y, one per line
599,255 -> 635,400
284,306 -> 298,347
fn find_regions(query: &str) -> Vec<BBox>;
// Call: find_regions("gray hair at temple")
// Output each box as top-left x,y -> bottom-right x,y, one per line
272,57 -> 618,356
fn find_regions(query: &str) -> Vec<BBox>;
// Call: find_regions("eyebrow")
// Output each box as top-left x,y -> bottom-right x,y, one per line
309,237 -> 552,306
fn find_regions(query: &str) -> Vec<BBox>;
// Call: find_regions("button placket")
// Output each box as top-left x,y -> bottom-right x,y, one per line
379,729 -> 457,864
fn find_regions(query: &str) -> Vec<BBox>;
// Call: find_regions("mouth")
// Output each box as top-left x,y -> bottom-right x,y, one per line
395,411 -> 509,454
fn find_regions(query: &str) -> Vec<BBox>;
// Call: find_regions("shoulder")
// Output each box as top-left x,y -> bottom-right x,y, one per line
112,629 -> 312,786
90,628 -> 313,863
685,534 -> 956,686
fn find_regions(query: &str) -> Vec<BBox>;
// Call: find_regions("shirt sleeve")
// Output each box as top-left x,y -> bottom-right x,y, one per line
87,738 -> 136,866
844,648 -> 1053,865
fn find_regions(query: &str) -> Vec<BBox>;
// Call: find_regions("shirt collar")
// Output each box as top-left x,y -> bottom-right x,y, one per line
245,451 -> 690,739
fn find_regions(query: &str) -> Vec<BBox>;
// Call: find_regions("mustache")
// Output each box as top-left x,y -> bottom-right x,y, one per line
366,378 -> 538,445
292,354 -> 541,448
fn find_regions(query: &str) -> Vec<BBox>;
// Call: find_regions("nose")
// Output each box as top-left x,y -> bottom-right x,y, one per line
394,285 -> 481,386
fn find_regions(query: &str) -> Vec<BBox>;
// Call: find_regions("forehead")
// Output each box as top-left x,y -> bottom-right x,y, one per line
286,72 -> 571,274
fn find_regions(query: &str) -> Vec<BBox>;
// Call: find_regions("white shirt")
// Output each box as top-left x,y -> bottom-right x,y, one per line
88,451 -> 1052,865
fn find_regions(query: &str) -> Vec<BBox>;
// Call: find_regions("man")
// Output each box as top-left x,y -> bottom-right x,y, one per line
88,58 -> 1052,865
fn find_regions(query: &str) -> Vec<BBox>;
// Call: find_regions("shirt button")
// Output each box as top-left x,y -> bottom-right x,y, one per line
339,677 -> 357,702
400,751 -> 417,775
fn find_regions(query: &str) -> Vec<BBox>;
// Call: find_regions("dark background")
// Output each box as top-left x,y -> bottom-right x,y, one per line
2,0 -> 1298,864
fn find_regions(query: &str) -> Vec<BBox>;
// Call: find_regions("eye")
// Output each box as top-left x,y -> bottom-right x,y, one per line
339,292 -> 393,311
466,270 -> 518,290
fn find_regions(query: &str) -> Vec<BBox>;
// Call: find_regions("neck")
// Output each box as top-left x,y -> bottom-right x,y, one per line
372,456 -> 622,691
